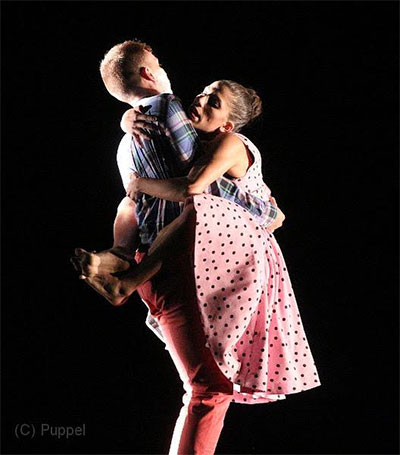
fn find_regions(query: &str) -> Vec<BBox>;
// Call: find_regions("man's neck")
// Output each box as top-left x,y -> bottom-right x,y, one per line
128,87 -> 162,107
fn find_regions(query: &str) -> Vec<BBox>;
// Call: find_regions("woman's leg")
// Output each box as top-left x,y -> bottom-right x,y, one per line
72,197 -> 139,278
80,202 -> 197,306
112,196 -> 140,252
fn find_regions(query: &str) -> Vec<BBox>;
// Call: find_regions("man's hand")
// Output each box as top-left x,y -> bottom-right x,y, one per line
267,196 -> 285,233
126,172 -> 141,202
120,107 -> 159,148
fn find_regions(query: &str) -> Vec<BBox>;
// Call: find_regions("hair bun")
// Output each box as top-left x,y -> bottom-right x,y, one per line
247,88 -> 263,121
218,79 -> 263,132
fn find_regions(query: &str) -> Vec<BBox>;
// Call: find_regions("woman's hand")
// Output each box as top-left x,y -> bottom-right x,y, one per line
126,172 -> 142,202
120,107 -> 159,148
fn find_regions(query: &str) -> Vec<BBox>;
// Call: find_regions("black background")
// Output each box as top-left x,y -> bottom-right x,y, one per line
2,2 -> 398,454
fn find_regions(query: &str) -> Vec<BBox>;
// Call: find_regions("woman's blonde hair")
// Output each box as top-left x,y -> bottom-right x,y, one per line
218,80 -> 262,132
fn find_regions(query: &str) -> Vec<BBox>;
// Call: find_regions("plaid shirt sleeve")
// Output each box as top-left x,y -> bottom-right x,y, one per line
209,176 -> 278,227
161,95 -> 200,169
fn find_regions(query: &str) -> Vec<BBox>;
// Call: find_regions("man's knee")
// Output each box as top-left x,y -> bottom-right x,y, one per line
187,390 -> 233,415
188,367 -> 233,397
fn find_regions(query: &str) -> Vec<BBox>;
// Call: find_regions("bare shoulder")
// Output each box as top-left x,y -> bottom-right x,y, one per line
211,132 -> 246,156
216,132 -> 244,146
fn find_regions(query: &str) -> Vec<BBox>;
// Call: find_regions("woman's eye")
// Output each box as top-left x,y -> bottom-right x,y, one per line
208,96 -> 219,108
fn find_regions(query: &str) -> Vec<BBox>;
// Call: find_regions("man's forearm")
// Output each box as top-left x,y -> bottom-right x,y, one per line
137,177 -> 189,202
214,177 -> 278,227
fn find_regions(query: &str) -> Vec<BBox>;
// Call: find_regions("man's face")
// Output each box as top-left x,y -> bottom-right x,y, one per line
142,50 -> 172,94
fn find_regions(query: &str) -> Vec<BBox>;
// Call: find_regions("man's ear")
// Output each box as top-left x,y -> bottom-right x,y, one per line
220,121 -> 234,133
139,66 -> 155,82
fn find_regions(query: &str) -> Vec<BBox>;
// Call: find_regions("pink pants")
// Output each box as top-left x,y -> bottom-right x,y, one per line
136,243 -> 233,455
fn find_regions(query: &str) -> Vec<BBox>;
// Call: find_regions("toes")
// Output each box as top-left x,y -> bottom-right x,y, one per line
81,264 -> 96,277
75,251 -> 99,276
111,296 -> 129,307
70,256 -> 81,272
75,247 -> 88,256
70,255 -> 93,276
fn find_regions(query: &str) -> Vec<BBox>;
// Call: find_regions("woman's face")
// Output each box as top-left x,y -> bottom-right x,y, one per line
188,81 -> 234,134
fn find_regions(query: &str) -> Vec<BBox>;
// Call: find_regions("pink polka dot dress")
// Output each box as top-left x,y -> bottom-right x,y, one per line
191,133 -> 321,404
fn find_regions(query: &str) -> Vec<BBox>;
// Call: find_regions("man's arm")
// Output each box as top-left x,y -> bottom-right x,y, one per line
121,95 -> 200,171
129,133 -> 279,227
159,95 -> 200,168
211,176 -> 278,226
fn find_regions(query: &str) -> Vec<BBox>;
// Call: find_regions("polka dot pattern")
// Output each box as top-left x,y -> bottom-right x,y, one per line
191,133 -> 321,404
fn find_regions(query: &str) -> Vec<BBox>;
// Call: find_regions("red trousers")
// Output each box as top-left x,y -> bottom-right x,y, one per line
135,245 -> 233,455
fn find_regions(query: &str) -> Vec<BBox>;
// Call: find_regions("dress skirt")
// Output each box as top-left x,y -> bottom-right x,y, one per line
191,194 -> 321,404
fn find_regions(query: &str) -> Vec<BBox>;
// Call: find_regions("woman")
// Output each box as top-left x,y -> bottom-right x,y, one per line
74,80 -> 320,454
75,80 -> 283,301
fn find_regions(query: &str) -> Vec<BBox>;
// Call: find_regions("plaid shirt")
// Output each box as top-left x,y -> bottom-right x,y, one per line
117,93 -> 277,246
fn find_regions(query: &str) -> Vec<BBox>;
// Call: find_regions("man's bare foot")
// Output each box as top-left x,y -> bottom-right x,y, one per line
84,272 -> 129,306
72,247 -> 133,278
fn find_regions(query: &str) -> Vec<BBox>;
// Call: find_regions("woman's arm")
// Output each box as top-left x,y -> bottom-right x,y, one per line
185,134 -> 247,194
129,175 -> 190,202
128,134 -> 244,201
120,107 -> 159,147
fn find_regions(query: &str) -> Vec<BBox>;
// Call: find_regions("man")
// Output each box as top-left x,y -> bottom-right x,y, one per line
73,40 -> 284,454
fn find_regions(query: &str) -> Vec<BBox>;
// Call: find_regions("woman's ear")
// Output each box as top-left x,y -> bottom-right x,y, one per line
220,121 -> 234,133
139,66 -> 155,82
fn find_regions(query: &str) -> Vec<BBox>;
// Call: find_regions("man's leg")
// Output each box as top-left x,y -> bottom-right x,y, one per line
157,298 -> 233,455
137,202 -> 233,454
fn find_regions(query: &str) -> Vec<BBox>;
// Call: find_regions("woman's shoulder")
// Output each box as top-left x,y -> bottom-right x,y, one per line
233,133 -> 258,150
233,133 -> 262,161
213,132 -> 247,152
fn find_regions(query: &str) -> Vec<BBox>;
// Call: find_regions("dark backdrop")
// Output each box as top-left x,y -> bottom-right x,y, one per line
2,2 -> 398,454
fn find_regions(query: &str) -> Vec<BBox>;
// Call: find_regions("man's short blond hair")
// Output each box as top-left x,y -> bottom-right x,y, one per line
100,39 -> 152,101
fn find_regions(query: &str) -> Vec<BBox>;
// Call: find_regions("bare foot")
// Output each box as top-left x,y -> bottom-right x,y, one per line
84,272 -> 129,306
73,247 -> 132,278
